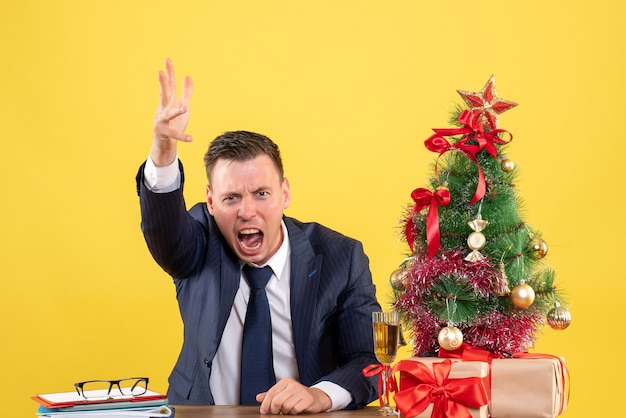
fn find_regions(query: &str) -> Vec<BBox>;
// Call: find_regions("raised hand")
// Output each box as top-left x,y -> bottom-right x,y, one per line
150,58 -> 194,167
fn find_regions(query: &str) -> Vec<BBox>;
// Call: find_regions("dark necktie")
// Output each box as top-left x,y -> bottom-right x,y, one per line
240,265 -> 276,405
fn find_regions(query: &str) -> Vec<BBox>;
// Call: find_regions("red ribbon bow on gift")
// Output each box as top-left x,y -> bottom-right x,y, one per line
392,359 -> 489,418
405,186 -> 451,259
362,364 -> 398,409
424,110 -> 513,205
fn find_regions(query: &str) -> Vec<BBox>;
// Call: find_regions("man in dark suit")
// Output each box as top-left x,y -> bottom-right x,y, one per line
137,59 -> 381,414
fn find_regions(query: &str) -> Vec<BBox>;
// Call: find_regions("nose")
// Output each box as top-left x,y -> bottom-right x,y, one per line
238,195 -> 257,219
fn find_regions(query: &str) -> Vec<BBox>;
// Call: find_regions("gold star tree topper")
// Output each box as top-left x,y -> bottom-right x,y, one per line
457,75 -> 518,130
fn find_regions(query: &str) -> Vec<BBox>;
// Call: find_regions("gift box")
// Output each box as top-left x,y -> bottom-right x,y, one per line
394,358 -> 490,418
395,355 -> 568,418
489,356 -> 568,418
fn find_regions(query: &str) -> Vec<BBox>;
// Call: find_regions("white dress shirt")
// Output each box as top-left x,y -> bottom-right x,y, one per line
144,157 -> 351,410
211,221 -> 296,404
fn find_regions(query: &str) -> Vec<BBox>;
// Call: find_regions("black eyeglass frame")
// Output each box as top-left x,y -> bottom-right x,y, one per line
74,377 -> 149,400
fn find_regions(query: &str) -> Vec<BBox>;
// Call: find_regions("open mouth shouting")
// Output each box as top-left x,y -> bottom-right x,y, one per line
238,228 -> 264,253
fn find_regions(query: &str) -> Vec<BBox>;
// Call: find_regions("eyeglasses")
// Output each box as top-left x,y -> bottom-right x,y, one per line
74,377 -> 149,400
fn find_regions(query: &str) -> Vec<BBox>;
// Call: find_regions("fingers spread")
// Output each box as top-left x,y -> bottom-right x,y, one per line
182,76 -> 194,105
165,58 -> 177,102
158,70 -> 170,107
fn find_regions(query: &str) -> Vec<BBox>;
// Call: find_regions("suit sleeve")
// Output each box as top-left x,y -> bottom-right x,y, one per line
136,161 -> 208,279
320,240 -> 381,409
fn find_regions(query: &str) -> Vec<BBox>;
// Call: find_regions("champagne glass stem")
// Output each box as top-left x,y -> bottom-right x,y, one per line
381,367 -> 389,409
379,367 -> 395,415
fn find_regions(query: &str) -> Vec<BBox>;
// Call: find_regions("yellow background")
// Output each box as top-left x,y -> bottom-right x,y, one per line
1,1 -> 623,416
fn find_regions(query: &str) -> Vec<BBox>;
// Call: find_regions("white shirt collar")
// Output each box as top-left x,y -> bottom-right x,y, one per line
245,220 -> 290,281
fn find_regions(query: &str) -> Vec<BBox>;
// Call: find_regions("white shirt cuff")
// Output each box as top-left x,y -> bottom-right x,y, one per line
311,381 -> 352,411
144,155 -> 180,191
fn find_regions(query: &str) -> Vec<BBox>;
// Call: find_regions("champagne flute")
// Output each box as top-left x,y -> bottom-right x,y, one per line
372,311 -> 400,416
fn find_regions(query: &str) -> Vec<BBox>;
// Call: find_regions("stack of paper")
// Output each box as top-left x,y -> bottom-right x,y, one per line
32,389 -> 171,417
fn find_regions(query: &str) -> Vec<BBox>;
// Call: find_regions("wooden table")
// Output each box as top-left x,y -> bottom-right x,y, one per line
171,405 -> 381,417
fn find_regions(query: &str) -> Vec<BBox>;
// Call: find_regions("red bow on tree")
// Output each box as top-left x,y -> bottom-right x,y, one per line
424,110 -> 513,205
405,186 -> 450,259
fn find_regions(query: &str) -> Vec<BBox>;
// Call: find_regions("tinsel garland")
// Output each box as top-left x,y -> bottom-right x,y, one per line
394,250 -> 545,356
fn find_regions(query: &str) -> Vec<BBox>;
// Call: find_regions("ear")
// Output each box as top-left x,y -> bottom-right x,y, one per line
206,184 -> 215,215
282,177 -> 291,209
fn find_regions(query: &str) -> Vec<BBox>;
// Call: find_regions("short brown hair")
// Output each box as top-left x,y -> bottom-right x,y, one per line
203,131 -> 284,183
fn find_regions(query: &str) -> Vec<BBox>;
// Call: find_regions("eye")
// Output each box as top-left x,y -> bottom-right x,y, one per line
258,191 -> 269,197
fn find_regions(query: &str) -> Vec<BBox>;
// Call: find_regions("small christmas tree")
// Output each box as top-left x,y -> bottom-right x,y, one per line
392,76 -> 571,357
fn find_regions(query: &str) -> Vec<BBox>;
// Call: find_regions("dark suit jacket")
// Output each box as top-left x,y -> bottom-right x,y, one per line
136,162 -> 380,408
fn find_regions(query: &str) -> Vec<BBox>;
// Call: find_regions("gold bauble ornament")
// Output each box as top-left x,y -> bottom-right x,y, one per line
547,305 -> 572,330
438,325 -> 464,351
390,268 -> 408,291
529,237 -> 548,259
511,282 -> 535,309
501,159 -> 515,172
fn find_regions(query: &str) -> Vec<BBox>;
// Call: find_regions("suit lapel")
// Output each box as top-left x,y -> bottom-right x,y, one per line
285,218 -> 322,375
196,210 -> 241,361
218,243 -> 241,334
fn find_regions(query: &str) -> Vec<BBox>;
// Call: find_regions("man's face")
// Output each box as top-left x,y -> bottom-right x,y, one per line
206,154 -> 290,265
